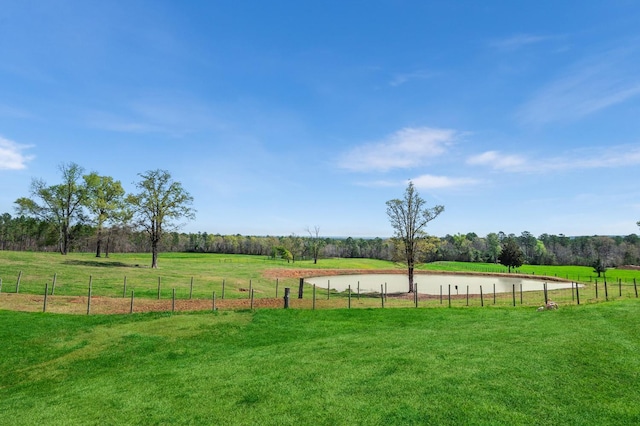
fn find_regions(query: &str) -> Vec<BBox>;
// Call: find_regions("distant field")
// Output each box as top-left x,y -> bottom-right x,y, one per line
0,301 -> 639,425
1,251 -> 639,313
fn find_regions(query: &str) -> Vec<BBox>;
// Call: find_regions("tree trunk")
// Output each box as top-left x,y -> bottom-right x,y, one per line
95,227 -> 102,257
408,266 -> 414,293
151,238 -> 159,268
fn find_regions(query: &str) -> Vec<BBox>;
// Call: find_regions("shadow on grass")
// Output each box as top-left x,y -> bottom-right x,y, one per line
62,260 -> 139,268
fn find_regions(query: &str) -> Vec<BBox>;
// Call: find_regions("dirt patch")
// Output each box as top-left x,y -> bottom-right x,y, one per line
616,265 -> 640,270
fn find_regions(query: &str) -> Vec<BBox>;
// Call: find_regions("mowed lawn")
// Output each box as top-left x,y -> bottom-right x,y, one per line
1,301 -> 639,425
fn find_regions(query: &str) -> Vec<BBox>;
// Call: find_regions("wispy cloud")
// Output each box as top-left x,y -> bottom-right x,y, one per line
411,174 -> 480,189
467,144 -> 640,173
0,136 -> 34,170
518,45 -> 640,124
390,70 -> 434,87
489,33 -> 552,51
338,127 -> 459,172
466,150 -> 526,171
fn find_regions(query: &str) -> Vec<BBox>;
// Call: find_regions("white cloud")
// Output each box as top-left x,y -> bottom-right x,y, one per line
467,144 -> 640,174
518,46 -> 640,124
411,174 -> 479,189
338,127 -> 458,172
0,136 -> 34,170
466,150 -> 527,171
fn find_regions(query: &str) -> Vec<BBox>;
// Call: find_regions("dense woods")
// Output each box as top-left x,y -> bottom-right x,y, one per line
1,212 -> 639,268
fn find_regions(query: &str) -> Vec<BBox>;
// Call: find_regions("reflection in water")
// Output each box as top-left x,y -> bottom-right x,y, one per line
305,274 -> 577,295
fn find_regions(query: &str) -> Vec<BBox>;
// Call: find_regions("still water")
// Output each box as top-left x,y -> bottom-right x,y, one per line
305,273 -> 577,295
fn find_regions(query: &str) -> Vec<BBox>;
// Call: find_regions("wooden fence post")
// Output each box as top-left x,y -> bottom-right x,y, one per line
466,285 -> 469,307
16,270 -> 22,293
348,285 -> 351,309
415,284 -> 419,308
448,284 -> 451,308
381,284 -> 384,308
276,278 -> 279,298
157,277 -> 161,300
0,277 -> 3,293
87,276 -> 92,315
357,281 -> 360,300
43,283 -> 49,313
595,280 -> 598,299
634,278 -> 638,298
250,289 -> 254,310
604,280 -> 609,301
122,276 -> 127,298
493,283 -> 496,305
212,291 -> 216,311
52,273 -> 57,295
222,279 -> 225,299
480,285 -> 484,307
130,290 -> 134,314
576,284 -> 580,305
512,284 -> 516,307
327,280 -> 330,300
284,288 -> 290,309
190,277 -> 194,300
172,288 -> 176,312
313,284 -> 316,310
298,278 -> 304,299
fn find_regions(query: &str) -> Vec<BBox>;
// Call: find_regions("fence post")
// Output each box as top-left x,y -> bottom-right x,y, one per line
276,278 -> 279,298
190,277 -> 194,300
249,279 -> 253,299
327,280 -> 330,300
415,284 -> 419,308
595,280 -> 598,299
357,281 -> 360,300
123,276 -> 127,298
381,284 -> 384,308
284,288 -> 290,309
493,283 -> 496,305
576,284 -> 580,305
544,282 -> 548,305
52,273 -> 57,295
87,276 -> 92,315
466,285 -> 469,307
250,289 -> 254,310
157,277 -> 161,300
222,279 -> 225,299
16,270 -> 22,293
298,278 -> 304,299
448,284 -> 451,308
512,284 -> 515,307
604,280 -> 609,301
172,288 -> 176,312
571,282 -> 575,301
618,279 -> 622,298
43,283 -> 49,313
520,283 -> 523,305
0,277 -> 2,294
634,278 -> 638,298
384,282 -> 387,302
480,285 -> 484,307
348,285 -> 351,309
440,285 -> 442,304
130,290 -> 135,314
313,284 -> 316,310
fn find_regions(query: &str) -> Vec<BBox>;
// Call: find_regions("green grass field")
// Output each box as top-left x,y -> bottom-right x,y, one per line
1,252 -> 640,424
1,302 -> 639,425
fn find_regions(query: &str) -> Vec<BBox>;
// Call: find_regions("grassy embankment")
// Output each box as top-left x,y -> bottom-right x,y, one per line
1,301 -> 639,425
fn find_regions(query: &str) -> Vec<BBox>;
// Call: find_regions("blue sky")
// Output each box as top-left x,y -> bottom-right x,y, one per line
2,1 -> 640,238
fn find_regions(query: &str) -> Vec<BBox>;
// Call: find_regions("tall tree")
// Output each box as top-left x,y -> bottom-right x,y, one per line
305,226 -> 325,264
127,169 -> 195,268
84,172 -> 127,257
386,181 -> 444,293
498,237 -> 524,272
15,162 -> 88,254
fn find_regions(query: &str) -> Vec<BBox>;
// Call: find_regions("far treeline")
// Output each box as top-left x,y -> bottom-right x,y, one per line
3,162 -> 639,271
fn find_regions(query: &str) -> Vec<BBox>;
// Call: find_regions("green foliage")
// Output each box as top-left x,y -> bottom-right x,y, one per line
499,237 -> 525,272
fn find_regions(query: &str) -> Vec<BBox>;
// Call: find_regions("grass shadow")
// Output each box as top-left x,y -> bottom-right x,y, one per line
62,260 -> 135,268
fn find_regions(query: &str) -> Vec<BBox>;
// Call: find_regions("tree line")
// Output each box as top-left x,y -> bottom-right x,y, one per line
2,211 -> 639,268
3,165 -> 640,271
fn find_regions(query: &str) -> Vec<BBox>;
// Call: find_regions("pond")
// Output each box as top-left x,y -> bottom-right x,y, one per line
304,273 -> 578,295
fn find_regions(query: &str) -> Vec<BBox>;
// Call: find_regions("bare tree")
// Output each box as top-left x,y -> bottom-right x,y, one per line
386,181 -> 444,293
305,226 -> 324,264
127,170 -> 195,268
